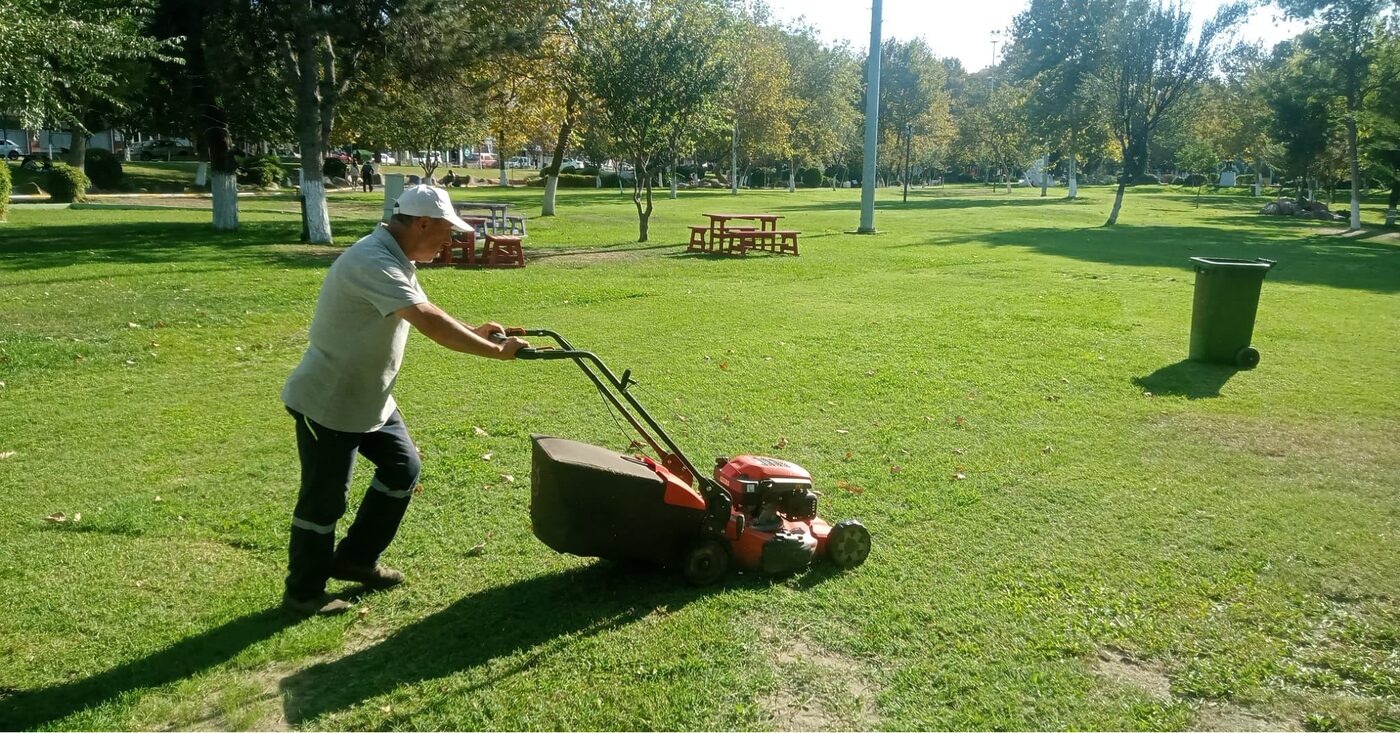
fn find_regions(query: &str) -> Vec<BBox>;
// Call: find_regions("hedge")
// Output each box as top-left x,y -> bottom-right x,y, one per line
85,149 -> 124,190
46,163 -> 90,203
0,161 -> 10,221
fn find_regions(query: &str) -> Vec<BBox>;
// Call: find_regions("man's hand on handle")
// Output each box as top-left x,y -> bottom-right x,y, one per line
395,304 -> 529,359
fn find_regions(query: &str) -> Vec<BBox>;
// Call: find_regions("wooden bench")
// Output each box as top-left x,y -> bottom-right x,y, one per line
480,234 -> 525,268
713,228 -> 799,256
687,225 -> 709,252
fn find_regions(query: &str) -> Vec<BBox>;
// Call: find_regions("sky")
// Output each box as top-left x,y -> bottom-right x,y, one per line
763,0 -> 1307,71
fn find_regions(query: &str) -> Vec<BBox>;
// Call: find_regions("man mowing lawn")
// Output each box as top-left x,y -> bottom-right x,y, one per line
280,185 -> 529,616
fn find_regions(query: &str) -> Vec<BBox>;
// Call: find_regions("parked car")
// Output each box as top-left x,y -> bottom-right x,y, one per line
136,139 -> 196,160
0,139 -> 22,160
559,158 -> 588,173
377,152 -> 397,165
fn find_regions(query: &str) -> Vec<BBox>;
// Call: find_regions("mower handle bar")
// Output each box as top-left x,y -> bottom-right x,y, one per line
488,328 -> 727,518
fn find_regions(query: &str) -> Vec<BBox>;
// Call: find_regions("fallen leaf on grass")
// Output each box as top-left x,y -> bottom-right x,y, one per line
127,322 -> 141,329
500,474 -> 515,483
954,416 -> 967,427
627,440 -> 645,451
835,429 -> 849,435
676,415 -> 687,422
835,480 -> 865,495
1142,391 -> 1154,398
953,448 -> 965,455
413,483 -> 424,495
889,465 -> 903,474
482,452 -> 494,461
357,606 -> 370,618
1044,394 -> 1060,402
154,496 -> 162,502
773,436 -> 789,449
865,370 -> 875,377
843,451 -> 853,461
73,512 -> 81,522
44,512 -> 67,523
465,541 -> 487,557
1043,445 -> 1055,455
952,472 -> 967,481
719,361 -> 729,371
0,451 -> 16,460
473,426 -> 489,437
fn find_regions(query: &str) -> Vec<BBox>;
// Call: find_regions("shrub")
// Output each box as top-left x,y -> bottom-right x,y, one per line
239,154 -> 285,187
747,168 -> 776,188
0,161 -> 10,221
1181,173 -> 1208,187
1125,173 -> 1160,185
821,176 -> 835,188
323,156 -> 348,180
46,163 -> 90,203
1236,174 -> 1255,186
525,173 -> 597,188
600,172 -> 625,188
675,164 -> 701,180
826,163 -> 848,181
801,167 -> 822,188
85,149 -> 124,190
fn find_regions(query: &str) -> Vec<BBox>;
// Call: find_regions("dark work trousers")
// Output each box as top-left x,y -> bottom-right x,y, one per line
286,407 -> 420,600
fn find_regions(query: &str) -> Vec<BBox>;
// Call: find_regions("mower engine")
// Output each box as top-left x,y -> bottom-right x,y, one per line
713,455 -> 869,577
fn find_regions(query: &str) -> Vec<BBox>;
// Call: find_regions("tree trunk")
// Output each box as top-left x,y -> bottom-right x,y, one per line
730,119 -> 738,195
294,26 -> 332,244
1253,158 -> 1262,197
1040,155 -> 1049,197
669,155 -> 678,199
1067,128 -> 1078,199
212,172 -> 239,231
1105,178 -> 1127,226
788,156 -> 796,192
67,125 -> 87,169
633,160 -> 652,242
1347,116 -> 1361,230
542,92 -> 578,216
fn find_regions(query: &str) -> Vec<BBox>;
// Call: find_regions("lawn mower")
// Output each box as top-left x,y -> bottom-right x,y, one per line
495,328 -> 872,585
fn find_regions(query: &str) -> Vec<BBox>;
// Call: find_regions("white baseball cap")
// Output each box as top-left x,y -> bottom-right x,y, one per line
393,185 -> 474,232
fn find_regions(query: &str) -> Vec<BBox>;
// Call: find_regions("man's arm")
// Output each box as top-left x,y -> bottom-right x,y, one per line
395,302 -> 526,359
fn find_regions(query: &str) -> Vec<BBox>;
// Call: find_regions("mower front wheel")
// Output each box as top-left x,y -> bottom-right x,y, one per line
682,540 -> 729,586
827,519 -> 872,569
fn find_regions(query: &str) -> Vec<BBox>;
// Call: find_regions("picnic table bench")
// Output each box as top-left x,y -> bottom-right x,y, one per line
688,213 -> 799,256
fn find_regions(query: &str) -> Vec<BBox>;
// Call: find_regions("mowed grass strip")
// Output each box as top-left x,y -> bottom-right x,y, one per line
0,184 -> 1397,731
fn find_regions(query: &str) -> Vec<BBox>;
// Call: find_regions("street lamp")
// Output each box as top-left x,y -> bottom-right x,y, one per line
990,29 -> 1002,68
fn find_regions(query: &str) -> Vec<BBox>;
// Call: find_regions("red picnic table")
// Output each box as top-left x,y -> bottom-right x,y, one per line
689,213 -> 798,255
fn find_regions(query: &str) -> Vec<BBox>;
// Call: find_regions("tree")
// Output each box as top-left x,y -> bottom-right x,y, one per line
346,77 -> 484,180
0,0 -> 181,168
1009,0 -> 1119,198
722,15 -> 794,193
875,38 -> 953,190
1277,0 -> 1393,229
1363,18 -> 1400,216
580,0 -> 729,241
1266,36 -> 1345,201
1101,0 -> 1246,226
780,27 -> 861,192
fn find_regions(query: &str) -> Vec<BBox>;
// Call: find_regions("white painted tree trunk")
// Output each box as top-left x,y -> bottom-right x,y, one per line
669,156 -> 678,199
301,178 -> 332,243
543,175 -> 559,215
1040,155 -> 1049,197
788,156 -> 796,192
211,172 -> 238,231
731,120 -> 739,195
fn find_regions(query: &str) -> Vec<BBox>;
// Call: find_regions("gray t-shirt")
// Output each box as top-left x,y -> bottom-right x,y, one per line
282,225 -> 429,432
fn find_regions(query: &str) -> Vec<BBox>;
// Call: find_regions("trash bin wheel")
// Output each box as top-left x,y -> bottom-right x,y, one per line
827,519 -> 872,569
1236,346 -> 1260,369
682,539 -> 729,586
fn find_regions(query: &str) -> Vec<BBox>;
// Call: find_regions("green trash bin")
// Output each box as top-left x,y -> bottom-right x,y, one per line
1188,257 -> 1275,369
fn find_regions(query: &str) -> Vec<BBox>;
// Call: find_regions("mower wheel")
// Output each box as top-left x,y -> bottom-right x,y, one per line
682,540 -> 729,586
827,519 -> 872,569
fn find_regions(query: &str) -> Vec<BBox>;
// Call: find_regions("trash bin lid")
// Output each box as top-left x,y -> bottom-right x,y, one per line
1190,257 -> 1276,271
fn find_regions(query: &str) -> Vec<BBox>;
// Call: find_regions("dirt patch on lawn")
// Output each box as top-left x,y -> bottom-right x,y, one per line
1192,701 -> 1301,731
1093,647 -> 1172,701
760,625 -> 879,731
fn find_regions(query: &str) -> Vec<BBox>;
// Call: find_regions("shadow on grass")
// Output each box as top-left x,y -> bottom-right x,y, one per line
0,220 -> 339,272
910,223 -> 1400,293
1133,359 -> 1241,399
279,562 -> 832,725
0,607 -> 295,730
772,190 -> 1075,213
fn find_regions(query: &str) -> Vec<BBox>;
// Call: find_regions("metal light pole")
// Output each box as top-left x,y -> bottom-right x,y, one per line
857,0 -> 883,233
902,122 -> 913,203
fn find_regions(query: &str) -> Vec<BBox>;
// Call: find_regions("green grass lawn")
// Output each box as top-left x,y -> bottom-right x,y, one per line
0,184 -> 1397,731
